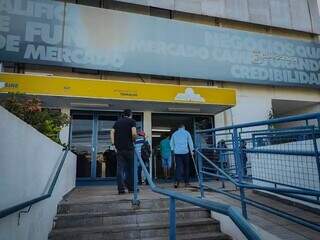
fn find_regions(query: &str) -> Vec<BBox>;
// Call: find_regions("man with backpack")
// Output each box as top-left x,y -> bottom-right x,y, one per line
135,131 -> 151,185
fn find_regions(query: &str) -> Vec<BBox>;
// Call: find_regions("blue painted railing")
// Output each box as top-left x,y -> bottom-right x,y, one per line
133,149 -> 261,240
0,147 -> 70,219
195,112 -> 320,232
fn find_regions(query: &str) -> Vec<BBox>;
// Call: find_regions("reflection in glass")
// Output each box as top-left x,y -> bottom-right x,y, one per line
195,116 -> 213,148
133,114 -> 143,132
96,115 -> 118,178
71,115 -> 93,178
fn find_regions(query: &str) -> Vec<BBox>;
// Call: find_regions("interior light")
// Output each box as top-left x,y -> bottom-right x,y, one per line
168,107 -> 201,112
25,71 -> 54,76
152,128 -> 171,132
152,134 -> 162,138
100,128 -> 112,131
70,103 -> 110,108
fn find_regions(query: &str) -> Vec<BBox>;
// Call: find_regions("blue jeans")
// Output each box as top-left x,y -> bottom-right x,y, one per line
175,154 -> 190,183
138,160 -> 149,183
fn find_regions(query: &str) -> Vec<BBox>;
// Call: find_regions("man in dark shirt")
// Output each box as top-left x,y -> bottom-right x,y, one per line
111,109 -> 137,194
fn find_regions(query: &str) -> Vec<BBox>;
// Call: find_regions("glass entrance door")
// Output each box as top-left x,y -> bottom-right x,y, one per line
71,111 -> 143,180
71,114 -> 94,178
96,115 -> 118,178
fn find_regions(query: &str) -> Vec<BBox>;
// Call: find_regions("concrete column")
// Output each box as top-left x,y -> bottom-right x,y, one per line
143,111 -> 153,178
59,108 -> 71,145
214,112 -> 225,128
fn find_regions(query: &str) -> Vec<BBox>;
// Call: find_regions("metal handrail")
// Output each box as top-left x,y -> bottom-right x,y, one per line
197,112 -> 320,133
133,150 -> 261,240
0,147 -> 70,219
196,149 -> 320,232
196,150 -> 320,196
194,112 -> 320,233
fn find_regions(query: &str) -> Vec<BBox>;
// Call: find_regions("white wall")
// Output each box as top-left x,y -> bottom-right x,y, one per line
59,108 -> 71,145
215,83 -> 320,128
210,211 -> 281,240
251,139 -> 320,192
0,107 -> 76,240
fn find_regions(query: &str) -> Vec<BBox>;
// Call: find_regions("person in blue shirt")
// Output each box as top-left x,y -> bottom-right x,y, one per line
170,124 -> 194,188
160,134 -> 172,180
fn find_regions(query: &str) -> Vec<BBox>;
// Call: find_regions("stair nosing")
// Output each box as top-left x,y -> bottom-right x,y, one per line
140,231 -> 231,240
59,197 -> 171,206
56,206 -> 205,218
50,218 -> 217,236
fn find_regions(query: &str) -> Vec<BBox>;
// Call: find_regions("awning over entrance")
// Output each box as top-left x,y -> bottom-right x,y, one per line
0,73 -> 236,114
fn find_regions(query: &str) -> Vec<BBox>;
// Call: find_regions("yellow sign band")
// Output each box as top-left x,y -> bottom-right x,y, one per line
0,73 -> 236,106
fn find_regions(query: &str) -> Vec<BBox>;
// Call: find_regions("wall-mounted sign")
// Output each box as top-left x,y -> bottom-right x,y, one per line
0,73 -> 236,106
0,0 -> 320,88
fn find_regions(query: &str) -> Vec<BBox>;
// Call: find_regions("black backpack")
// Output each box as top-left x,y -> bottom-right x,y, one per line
141,141 -> 151,161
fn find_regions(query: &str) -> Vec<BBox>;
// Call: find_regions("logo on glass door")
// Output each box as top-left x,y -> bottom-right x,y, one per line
175,88 -> 205,103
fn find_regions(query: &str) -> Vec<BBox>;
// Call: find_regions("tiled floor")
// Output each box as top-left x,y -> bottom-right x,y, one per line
62,181 -> 320,240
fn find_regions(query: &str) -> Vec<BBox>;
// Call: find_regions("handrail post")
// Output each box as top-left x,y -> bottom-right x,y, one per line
132,151 -> 139,206
169,197 -> 176,240
232,128 -> 248,219
311,127 -> 320,191
198,152 -> 205,198
198,153 -> 204,198
196,133 -> 204,198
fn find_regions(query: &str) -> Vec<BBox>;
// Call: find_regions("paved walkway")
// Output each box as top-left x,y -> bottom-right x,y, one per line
63,181 -> 320,240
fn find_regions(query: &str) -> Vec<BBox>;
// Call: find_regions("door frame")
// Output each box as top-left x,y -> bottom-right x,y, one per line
70,110 -> 143,181
151,113 -> 215,179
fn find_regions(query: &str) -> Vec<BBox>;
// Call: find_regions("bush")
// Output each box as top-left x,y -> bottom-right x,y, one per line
1,94 -> 70,145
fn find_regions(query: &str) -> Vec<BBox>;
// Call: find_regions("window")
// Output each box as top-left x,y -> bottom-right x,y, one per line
76,0 -> 102,7
55,0 -> 77,3
1,62 -> 24,73
150,7 -> 172,19
72,68 -> 100,75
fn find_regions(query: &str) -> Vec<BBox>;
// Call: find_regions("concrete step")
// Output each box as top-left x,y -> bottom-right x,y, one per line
146,231 -> 231,240
54,207 -> 210,229
58,198 -> 194,214
49,218 -> 221,240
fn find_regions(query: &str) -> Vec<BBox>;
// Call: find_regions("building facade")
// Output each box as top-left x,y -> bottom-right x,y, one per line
0,0 -> 320,182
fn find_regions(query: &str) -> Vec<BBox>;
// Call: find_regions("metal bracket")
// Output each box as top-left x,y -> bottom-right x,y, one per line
18,205 -> 32,225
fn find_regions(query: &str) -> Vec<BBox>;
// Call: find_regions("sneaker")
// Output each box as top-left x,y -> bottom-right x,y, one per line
174,182 -> 179,188
118,190 -> 125,195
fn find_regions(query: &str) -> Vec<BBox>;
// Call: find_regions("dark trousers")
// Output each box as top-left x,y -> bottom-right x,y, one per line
116,150 -> 134,192
175,154 -> 190,183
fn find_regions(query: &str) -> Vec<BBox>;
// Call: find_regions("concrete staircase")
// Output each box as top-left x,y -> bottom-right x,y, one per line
49,197 -> 231,240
